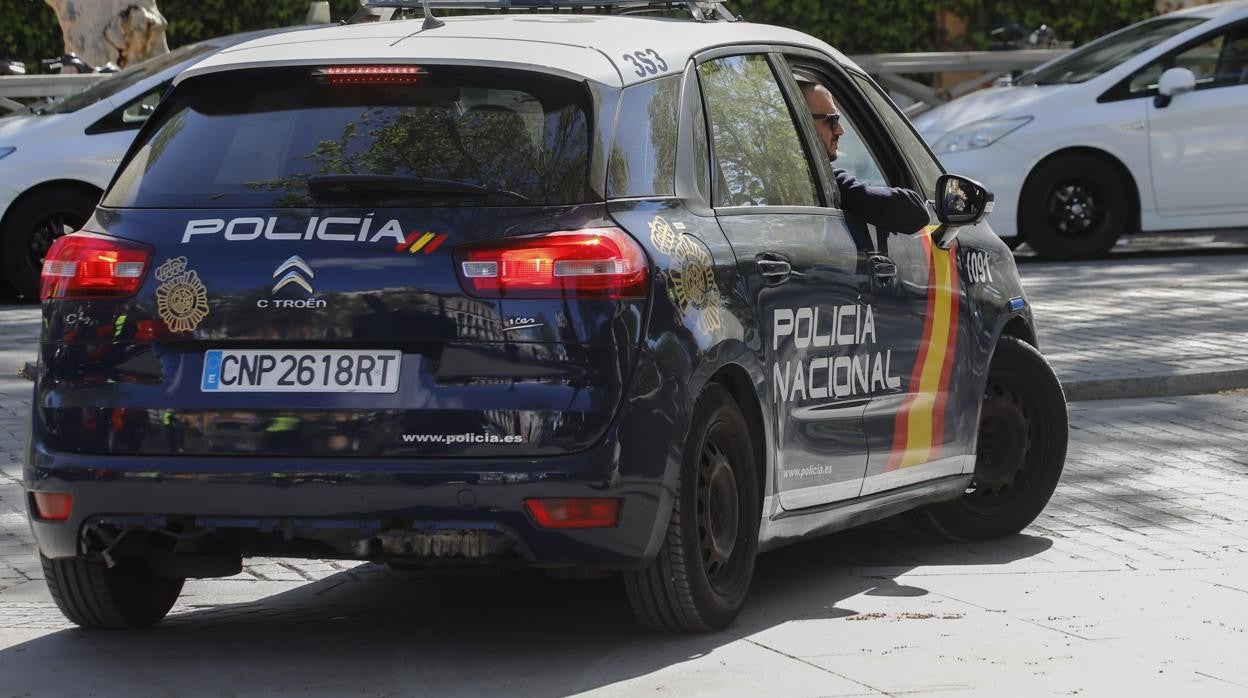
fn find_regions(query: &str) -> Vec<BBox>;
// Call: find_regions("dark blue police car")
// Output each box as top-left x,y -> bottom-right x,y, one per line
25,0 -> 1068,632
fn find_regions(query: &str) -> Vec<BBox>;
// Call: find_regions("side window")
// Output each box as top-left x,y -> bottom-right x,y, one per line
1216,27 -> 1248,86
122,86 -> 164,124
1126,25 -> 1248,96
607,75 -> 680,198
853,74 -> 943,200
698,54 -> 819,207
829,105 -> 888,188
689,76 -> 712,203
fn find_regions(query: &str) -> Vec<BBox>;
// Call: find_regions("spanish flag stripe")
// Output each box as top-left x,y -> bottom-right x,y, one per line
423,233 -> 448,255
408,232 -> 436,254
888,232 -> 936,469
929,244 -> 961,461
902,241 -> 955,467
887,229 -> 961,471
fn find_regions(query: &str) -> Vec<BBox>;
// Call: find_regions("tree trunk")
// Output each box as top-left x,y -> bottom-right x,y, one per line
43,0 -> 169,70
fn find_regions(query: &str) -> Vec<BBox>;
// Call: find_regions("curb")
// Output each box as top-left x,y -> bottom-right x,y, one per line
1063,367 -> 1248,402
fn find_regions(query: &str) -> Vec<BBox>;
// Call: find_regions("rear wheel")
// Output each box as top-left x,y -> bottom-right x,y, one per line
904,336 -> 1067,541
624,384 -> 759,632
1019,154 -> 1128,261
1,187 -> 99,299
42,554 -> 184,629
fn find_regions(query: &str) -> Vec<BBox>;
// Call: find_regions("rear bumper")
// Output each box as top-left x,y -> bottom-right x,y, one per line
24,443 -> 672,571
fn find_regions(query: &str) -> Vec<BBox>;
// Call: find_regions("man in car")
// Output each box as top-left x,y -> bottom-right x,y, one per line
801,82 -> 930,232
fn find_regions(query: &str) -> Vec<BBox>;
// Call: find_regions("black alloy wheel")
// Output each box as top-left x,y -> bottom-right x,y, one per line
1,187 -> 99,299
625,383 -> 759,632
903,336 -> 1067,542
1044,178 -> 1104,240
963,374 -> 1038,512
1019,154 -> 1128,261
697,418 -> 746,594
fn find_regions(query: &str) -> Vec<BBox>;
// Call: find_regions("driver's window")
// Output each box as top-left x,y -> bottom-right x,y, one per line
1128,26 -> 1248,95
121,86 -> 164,125
831,107 -> 888,188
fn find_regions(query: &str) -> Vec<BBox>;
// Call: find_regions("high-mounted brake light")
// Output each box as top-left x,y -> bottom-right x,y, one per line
40,233 -> 152,300
456,228 -> 649,299
317,65 -> 428,85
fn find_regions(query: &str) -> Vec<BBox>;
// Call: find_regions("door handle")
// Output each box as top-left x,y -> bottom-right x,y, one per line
868,254 -> 898,286
755,253 -> 792,283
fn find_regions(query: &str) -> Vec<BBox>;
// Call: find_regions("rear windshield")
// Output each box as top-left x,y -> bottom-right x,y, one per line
104,66 -> 594,208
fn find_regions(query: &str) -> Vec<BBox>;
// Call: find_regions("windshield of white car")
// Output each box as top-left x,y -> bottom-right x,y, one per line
1020,17 -> 1206,86
35,43 -> 216,115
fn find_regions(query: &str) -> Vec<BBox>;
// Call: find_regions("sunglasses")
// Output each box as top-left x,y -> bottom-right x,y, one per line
811,112 -> 841,129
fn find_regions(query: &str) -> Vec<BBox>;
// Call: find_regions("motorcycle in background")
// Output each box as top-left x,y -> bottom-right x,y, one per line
39,53 -> 118,74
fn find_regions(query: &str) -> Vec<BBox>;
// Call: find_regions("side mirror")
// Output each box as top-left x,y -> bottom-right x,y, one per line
1154,67 -> 1196,108
935,174 -> 993,227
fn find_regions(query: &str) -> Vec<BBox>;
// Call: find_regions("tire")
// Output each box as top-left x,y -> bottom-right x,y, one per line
624,384 -> 760,632
1,187 -> 99,300
1018,154 -> 1128,261
904,336 -> 1067,542
42,554 -> 184,629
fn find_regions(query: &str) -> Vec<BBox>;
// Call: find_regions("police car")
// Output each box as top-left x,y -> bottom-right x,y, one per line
25,0 -> 1068,632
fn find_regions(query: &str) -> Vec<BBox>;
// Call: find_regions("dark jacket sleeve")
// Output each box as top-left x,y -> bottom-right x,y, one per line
834,168 -> 931,233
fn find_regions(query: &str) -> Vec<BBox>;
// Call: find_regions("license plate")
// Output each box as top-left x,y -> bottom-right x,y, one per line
201,350 -> 401,393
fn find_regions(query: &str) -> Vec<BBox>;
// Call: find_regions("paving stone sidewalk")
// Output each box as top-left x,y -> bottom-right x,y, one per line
1020,254 -> 1248,399
1,390 -> 1247,695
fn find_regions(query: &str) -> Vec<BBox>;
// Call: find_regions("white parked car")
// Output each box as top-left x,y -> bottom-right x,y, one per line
914,0 -> 1248,259
0,28 -> 307,299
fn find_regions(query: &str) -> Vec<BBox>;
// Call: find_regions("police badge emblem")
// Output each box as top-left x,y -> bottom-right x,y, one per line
648,215 -> 723,334
154,257 -> 209,332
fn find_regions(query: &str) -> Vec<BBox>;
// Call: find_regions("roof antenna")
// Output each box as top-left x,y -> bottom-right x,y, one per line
421,0 -> 445,30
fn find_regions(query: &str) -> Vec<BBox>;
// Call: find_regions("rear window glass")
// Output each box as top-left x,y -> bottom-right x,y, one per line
104,66 -> 594,208
607,75 -> 679,198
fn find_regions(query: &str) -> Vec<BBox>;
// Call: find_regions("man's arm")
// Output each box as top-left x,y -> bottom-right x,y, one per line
834,168 -> 930,233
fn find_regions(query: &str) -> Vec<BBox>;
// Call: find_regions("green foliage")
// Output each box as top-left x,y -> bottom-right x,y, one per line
954,0 -> 1156,52
728,0 -> 1156,54
0,0 -> 1163,69
0,0 -> 63,67
160,0 -> 360,48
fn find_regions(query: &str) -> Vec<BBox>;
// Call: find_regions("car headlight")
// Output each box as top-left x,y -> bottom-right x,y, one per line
931,117 -> 1032,155
0,147 -> 14,160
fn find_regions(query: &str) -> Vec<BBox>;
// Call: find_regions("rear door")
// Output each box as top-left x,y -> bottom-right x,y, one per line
40,64 -> 643,463
695,50 -> 872,510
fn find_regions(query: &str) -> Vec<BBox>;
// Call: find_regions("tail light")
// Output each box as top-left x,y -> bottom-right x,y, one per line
30,492 -> 73,522
40,233 -> 152,300
525,498 -> 620,529
456,228 -> 648,299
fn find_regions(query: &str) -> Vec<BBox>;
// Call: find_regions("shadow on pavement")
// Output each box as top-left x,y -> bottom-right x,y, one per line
0,523 -> 1051,696
1013,229 -> 1248,265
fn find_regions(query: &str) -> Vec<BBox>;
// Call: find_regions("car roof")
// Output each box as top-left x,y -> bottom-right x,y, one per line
177,14 -> 851,88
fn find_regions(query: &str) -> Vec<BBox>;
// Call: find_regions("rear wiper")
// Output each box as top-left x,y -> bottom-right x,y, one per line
305,174 -> 529,202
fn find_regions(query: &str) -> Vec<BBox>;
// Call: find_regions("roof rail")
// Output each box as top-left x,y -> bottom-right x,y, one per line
352,0 -> 738,23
